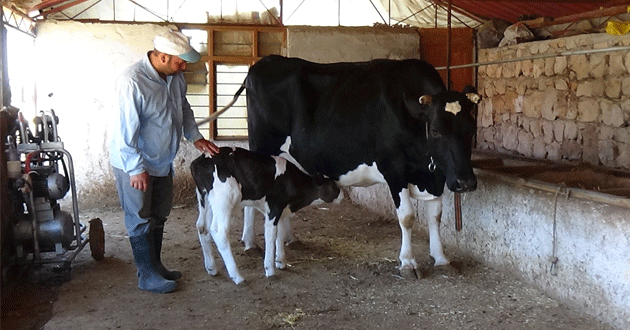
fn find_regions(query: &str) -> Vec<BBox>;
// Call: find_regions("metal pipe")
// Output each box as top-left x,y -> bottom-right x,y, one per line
40,111 -> 49,143
49,109 -> 59,142
436,44 -> 630,71
475,169 -> 630,209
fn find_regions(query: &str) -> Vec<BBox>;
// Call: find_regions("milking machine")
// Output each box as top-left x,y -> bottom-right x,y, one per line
2,106 -> 104,274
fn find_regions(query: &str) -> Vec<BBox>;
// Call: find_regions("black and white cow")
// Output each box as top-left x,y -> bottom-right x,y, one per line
190,146 -> 342,284
231,55 -> 481,279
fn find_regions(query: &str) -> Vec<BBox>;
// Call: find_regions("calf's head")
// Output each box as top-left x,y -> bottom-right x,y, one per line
311,173 -> 344,205
405,85 -> 480,193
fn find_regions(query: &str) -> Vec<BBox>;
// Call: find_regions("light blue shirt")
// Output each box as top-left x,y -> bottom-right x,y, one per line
110,53 -> 203,177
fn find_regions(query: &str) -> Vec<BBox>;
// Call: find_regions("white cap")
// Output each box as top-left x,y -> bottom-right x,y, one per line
153,29 -> 201,63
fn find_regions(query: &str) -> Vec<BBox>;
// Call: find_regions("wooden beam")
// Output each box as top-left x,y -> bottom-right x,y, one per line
29,0 -> 70,12
523,4 -> 630,28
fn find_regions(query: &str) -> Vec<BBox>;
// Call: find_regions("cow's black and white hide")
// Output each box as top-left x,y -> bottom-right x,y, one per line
234,55 -> 481,279
190,146 -> 343,284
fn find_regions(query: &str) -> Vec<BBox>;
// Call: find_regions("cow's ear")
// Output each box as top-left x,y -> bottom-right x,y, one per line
403,93 -> 428,119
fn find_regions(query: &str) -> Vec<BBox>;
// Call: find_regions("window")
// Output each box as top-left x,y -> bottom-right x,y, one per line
182,26 -> 286,140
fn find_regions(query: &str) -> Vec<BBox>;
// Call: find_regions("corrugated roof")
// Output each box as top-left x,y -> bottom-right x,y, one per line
450,0 -> 620,24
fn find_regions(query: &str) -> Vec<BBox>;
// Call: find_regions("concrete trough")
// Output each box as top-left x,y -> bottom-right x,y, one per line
348,153 -> 630,330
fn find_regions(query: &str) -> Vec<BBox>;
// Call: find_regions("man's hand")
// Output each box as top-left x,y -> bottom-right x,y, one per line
194,138 -> 220,155
130,172 -> 149,192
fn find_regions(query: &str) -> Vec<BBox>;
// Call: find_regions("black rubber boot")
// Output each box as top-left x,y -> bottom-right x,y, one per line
129,234 -> 177,293
153,227 -> 182,280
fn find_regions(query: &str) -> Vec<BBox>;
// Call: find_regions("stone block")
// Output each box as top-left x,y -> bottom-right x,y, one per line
532,59 -> 545,78
568,54 -> 589,80
517,130 -> 534,156
598,140 -> 617,167
523,92 -> 543,118
539,41 -> 550,54
589,54 -> 607,78
577,98 -> 600,123
533,139 -> 547,158
616,143 -> 630,169
545,57 -> 555,76
516,76 -> 529,95
560,140 -> 582,160
621,76 -> 630,96
514,95 -> 524,113
521,60 -> 533,77
609,52 -> 626,76
554,92 -> 569,119
553,120 -> 565,143
599,125 -> 614,140
555,78 -> 569,91
481,99 -> 494,128
482,127 -> 495,143
615,127 -> 630,144
566,95 -> 579,120
494,79 -> 507,95
605,77 -> 622,99
624,52 -> 630,74
554,56 -> 567,74
542,120 -> 555,144
576,81 -> 593,97
601,101 -> 625,127
541,89 -> 558,121
502,62 -> 516,78
546,142 -> 562,161
564,121 -> 579,140
484,80 -> 495,97
502,124 -> 519,150
530,118 -> 543,138
581,124 -> 599,164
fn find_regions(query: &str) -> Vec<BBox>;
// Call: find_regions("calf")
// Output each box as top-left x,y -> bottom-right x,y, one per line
190,146 -> 342,284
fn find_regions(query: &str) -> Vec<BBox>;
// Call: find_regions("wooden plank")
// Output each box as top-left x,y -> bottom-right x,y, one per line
523,4 -> 630,28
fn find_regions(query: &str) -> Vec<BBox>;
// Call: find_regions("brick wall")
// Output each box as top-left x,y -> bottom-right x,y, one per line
477,33 -> 630,169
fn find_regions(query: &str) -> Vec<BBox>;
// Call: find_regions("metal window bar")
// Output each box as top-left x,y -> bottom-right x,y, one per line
214,64 -> 249,138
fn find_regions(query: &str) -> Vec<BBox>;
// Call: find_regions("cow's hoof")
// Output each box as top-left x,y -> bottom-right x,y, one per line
275,261 -> 287,269
399,267 -> 421,280
206,267 -> 218,276
286,240 -> 308,250
232,276 -> 246,285
244,246 -> 264,257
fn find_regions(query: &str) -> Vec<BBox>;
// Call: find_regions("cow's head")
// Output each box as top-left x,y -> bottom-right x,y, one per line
405,85 -> 480,193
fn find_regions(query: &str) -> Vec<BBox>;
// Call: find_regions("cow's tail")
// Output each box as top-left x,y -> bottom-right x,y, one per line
195,83 -> 246,127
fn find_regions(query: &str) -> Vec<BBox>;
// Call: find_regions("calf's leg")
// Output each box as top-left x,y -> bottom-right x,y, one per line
263,217 -> 278,277
196,193 -> 217,276
210,203 -> 245,284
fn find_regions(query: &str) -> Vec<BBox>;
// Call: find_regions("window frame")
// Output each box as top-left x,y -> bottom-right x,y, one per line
180,24 -> 286,140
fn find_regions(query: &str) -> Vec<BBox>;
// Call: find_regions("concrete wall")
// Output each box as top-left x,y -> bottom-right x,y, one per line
348,171 -> 630,330
287,26 -> 420,61
476,33 -> 630,170
30,21 -> 419,208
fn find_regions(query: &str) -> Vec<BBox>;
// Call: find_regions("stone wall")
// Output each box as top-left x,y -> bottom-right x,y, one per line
477,33 -> 630,169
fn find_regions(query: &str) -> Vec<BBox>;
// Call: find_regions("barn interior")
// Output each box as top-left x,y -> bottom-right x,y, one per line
1,1 -> 629,329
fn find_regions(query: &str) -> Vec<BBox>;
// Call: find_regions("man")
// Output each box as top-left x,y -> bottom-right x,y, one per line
110,29 -> 219,293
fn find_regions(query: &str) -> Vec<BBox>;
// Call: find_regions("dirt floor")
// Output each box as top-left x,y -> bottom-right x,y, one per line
1,199 -> 614,330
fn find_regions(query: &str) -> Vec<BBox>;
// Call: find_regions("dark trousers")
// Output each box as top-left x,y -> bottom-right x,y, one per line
112,167 -> 173,237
